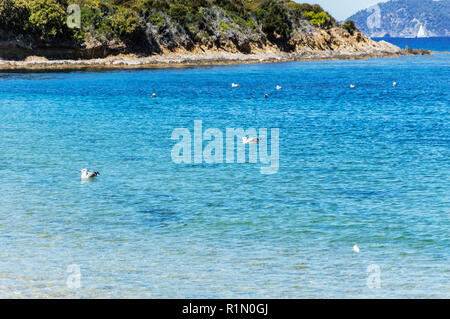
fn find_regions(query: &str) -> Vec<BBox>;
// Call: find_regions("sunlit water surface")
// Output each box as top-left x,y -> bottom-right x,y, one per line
0,51 -> 449,298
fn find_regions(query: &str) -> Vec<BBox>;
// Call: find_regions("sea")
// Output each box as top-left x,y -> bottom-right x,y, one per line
0,37 -> 448,298
373,36 -> 450,51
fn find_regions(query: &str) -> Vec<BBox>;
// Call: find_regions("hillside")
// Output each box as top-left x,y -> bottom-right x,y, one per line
346,0 -> 450,38
0,0 -> 404,62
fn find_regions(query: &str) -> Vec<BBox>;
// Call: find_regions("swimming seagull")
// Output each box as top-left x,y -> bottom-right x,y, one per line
276,85 -> 282,90
80,168 -> 100,180
392,82 -> 398,87
353,245 -> 360,253
231,83 -> 240,88
264,94 -> 269,98
151,93 -> 157,98
242,137 -> 261,144
350,84 -> 356,89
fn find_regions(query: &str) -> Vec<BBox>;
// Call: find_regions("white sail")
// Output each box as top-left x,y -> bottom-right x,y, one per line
417,24 -> 427,38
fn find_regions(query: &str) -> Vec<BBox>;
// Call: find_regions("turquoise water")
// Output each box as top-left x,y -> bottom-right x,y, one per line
0,53 -> 449,298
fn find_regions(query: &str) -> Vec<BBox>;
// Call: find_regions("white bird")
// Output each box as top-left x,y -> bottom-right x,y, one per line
242,137 -> 261,144
80,168 -> 100,180
231,83 -> 240,88
350,84 -> 356,89
353,245 -> 360,253
151,93 -> 157,98
276,85 -> 282,90
392,82 -> 398,87
264,94 -> 269,98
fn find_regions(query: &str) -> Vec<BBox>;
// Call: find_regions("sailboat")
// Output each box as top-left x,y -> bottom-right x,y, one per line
416,24 -> 427,38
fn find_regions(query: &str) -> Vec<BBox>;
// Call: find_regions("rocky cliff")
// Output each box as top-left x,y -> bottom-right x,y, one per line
346,0 -> 450,38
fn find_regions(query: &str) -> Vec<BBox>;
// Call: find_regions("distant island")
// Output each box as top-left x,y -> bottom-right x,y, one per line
346,0 -> 450,38
0,0 -> 430,70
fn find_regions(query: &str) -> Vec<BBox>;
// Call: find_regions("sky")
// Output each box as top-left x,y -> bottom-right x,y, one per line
297,0 -> 389,21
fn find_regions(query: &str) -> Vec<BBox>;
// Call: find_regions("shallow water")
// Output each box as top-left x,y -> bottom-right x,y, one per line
0,52 -> 449,298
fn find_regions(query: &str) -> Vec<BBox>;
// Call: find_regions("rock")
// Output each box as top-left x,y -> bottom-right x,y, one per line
24,56 -> 48,62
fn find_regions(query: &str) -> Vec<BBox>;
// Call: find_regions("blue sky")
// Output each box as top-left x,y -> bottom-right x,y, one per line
297,0 -> 389,21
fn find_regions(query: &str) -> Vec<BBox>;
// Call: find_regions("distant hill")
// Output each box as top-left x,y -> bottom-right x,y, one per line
346,0 -> 450,38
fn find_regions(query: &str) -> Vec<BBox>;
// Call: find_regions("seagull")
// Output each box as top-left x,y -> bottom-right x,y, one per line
276,85 -> 282,90
231,83 -> 240,88
350,84 -> 356,89
80,168 -> 100,180
392,82 -> 398,87
264,94 -> 269,98
353,245 -> 360,253
242,137 -> 261,144
151,93 -> 157,98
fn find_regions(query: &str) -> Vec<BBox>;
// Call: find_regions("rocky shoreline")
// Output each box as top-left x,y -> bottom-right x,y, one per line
0,47 -> 431,72
0,37 -> 433,71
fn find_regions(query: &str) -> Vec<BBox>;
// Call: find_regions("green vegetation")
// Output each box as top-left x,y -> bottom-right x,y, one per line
168,3 -> 188,23
341,20 -> 357,35
0,0 -> 30,33
257,0 -> 291,39
220,21 -> 230,31
0,0 -> 339,48
303,11 -> 332,29
28,0 -> 67,38
110,7 -> 139,36
0,0 -> 70,39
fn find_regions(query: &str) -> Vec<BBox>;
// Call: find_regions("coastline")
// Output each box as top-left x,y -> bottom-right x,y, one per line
0,48 -> 432,72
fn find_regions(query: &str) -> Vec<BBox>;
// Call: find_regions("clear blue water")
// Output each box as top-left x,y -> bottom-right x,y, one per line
373,37 -> 450,52
0,52 -> 449,298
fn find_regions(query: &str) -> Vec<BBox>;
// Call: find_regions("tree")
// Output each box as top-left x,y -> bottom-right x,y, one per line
342,20 -> 357,35
303,11 -> 332,29
0,0 -> 30,32
169,3 -> 188,23
257,0 -> 291,39
28,0 -> 67,38
110,7 -> 139,36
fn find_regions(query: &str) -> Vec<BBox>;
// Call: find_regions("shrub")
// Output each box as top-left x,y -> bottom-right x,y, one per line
110,7 -> 140,37
0,0 -> 30,32
303,10 -> 332,29
220,21 -> 230,31
214,0 -> 248,19
169,3 -> 188,23
257,0 -> 291,38
28,0 -> 67,39
76,2 -> 114,41
342,20 -> 357,35
150,12 -> 166,27
246,19 -> 258,31
136,0 -> 170,14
